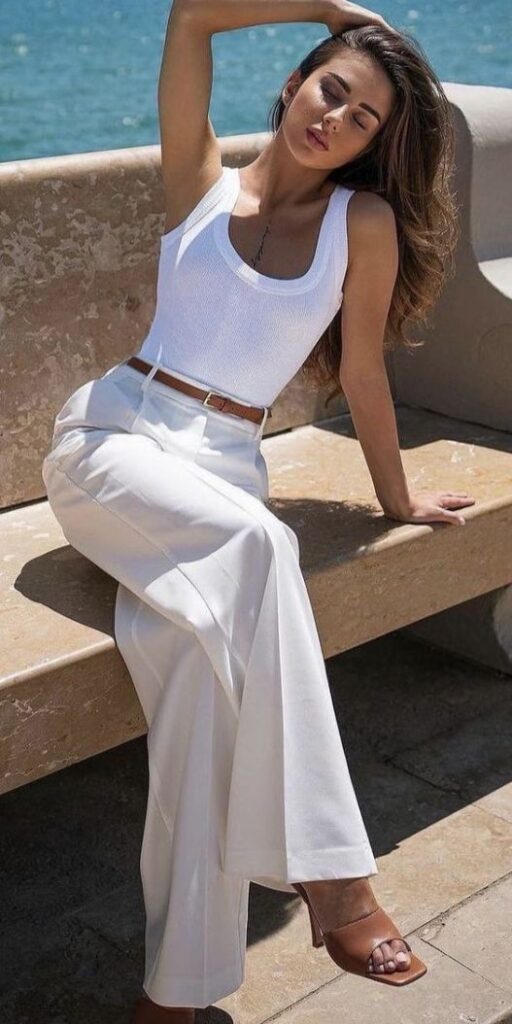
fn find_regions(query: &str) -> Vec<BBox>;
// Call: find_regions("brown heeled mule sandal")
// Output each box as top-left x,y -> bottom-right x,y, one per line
292,882 -> 427,986
131,994 -> 196,1023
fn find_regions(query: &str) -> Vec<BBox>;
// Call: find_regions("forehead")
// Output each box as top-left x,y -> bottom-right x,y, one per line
317,50 -> 395,112
321,48 -> 379,77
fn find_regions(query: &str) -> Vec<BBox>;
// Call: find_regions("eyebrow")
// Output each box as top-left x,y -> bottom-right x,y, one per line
325,72 -> 382,124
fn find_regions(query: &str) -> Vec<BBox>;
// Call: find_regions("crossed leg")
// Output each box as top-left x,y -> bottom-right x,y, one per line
43,429 -> 378,1006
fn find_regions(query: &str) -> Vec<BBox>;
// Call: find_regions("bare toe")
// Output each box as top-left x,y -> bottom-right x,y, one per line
381,941 -> 398,971
369,939 -> 411,974
369,944 -> 385,973
390,938 -> 411,970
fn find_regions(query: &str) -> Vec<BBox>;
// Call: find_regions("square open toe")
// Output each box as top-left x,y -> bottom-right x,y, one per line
293,883 -> 428,987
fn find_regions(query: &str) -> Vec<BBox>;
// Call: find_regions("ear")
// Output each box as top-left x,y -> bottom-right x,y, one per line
282,69 -> 302,106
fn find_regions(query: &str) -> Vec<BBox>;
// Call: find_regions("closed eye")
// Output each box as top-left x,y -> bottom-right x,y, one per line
321,83 -> 368,130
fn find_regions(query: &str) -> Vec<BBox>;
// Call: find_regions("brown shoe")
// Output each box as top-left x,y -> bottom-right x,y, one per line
292,882 -> 427,987
130,994 -> 196,1023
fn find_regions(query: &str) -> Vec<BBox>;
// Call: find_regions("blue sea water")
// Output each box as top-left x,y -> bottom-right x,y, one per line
1,0 -> 510,163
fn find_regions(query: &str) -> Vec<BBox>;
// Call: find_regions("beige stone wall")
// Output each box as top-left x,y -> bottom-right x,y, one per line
391,83 -> 512,429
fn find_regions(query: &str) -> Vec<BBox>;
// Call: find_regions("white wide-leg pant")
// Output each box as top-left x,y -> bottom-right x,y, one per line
41,359 -> 378,1008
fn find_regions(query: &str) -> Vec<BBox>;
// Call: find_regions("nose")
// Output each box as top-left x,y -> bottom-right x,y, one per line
324,103 -> 348,132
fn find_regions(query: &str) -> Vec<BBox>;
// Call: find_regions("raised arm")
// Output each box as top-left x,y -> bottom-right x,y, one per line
185,0 -> 393,36
158,0 -> 393,233
157,1 -> 224,234
158,0 -> 334,234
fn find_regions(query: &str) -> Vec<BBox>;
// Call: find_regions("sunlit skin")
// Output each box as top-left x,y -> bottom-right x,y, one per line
240,49 -> 396,210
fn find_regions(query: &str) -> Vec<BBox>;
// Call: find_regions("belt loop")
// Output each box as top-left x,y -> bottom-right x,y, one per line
257,404 -> 270,440
142,342 -> 163,392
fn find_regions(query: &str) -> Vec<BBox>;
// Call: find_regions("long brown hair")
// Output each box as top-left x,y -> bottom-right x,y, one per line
267,25 -> 459,407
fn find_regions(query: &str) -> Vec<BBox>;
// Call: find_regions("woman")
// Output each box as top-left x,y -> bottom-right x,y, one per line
42,0 -> 475,1020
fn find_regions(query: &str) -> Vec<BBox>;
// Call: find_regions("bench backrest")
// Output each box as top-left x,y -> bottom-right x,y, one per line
392,83 -> 512,432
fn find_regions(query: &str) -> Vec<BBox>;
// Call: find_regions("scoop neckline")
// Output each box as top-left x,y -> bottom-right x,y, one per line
213,166 -> 341,294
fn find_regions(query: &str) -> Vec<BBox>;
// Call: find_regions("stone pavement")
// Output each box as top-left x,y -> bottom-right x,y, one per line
1,630 -> 511,1024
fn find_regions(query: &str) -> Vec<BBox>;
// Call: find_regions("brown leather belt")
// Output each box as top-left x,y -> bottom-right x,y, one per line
125,356 -> 271,425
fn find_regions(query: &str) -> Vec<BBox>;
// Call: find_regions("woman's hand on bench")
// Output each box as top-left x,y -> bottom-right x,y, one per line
382,490 -> 476,526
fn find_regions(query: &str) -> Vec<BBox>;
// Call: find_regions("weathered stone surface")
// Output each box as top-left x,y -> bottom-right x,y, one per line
402,586 -> 512,675
418,873 -> 512,997
392,83 -> 512,432
258,934 -> 511,1024
390,701 -> 512,822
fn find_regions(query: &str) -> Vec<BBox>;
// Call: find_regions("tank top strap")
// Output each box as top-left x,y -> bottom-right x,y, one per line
327,184 -> 356,303
160,165 -> 232,251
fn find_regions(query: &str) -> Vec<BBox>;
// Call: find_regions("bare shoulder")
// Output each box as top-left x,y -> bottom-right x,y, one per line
347,189 -> 397,226
345,190 -> 398,265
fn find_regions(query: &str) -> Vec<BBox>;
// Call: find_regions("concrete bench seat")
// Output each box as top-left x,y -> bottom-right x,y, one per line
2,403 -> 511,795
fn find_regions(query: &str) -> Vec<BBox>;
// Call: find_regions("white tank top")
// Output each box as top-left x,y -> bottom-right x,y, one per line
136,165 -> 354,408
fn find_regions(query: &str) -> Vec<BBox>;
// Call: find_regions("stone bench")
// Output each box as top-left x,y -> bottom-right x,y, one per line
2,83 -> 511,795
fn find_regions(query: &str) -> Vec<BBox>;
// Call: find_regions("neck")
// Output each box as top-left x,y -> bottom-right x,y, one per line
242,138 -> 335,214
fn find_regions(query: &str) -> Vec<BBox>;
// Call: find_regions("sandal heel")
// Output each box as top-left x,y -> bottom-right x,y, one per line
307,902 -> 325,948
293,882 -> 325,948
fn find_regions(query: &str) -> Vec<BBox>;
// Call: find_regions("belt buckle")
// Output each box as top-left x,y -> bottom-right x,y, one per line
202,388 -> 260,424
202,390 -> 218,409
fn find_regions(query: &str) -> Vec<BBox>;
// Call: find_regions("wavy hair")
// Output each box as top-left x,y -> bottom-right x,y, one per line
267,25 -> 459,407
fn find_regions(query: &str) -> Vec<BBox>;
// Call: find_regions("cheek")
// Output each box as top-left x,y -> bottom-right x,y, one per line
289,93 -> 313,121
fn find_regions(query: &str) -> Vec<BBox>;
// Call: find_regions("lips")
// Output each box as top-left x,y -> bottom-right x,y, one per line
307,127 -> 329,151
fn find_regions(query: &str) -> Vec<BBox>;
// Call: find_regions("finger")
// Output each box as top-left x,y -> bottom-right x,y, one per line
439,510 -> 466,525
440,498 -> 474,508
380,18 -> 400,34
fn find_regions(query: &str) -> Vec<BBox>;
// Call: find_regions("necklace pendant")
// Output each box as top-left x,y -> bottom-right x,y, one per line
250,221 -> 272,271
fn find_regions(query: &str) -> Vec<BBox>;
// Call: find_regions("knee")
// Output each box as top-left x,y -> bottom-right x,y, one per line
242,508 -> 300,564
278,518 -> 300,560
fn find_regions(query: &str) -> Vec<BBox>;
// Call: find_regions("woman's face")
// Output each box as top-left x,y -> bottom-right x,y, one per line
281,49 -> 396,169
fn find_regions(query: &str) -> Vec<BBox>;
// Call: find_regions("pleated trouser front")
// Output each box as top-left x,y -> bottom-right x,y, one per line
41,359 -> 378,1008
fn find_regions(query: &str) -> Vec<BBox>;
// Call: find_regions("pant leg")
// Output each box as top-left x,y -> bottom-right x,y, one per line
115,586 -> 250,1007
43,429 -> 376,873
42,426 -> 378,1006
